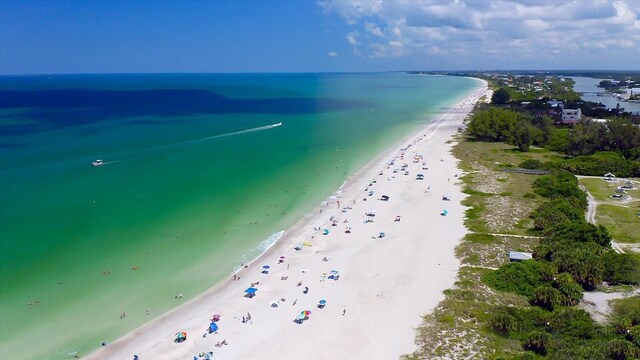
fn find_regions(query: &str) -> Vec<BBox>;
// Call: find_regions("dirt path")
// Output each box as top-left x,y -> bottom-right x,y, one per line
579,183 -> 625,253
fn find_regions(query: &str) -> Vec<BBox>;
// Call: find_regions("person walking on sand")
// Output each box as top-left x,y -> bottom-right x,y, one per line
343,309 -> 346,316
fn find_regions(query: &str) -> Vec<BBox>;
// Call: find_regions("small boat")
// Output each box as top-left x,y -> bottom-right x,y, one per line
92,160 -> 104,166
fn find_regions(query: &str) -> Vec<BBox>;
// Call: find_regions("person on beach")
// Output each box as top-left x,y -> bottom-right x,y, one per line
343,309 -> 346,316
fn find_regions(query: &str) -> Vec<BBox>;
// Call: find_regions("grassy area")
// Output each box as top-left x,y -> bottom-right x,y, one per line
596,204 -> 640,243
579,177 -> 624,202
453,136 -> 545,236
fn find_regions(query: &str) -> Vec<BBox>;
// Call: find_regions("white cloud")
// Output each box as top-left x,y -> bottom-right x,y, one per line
364,21 -> 384,37
319,0 -> 640,69
328,51 -> 338,57
346,31 -> 360,46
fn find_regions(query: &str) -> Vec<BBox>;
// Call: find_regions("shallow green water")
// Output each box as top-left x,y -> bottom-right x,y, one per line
0,73 -> 479,359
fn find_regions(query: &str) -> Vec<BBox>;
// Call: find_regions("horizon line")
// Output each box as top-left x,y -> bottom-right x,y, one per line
2,69 -> 640,77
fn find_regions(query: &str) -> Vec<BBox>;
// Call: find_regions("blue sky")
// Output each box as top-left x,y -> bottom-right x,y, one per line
1,0 -> 639,75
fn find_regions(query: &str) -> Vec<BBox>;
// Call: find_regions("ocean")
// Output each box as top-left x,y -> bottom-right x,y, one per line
0,73 -> 479,359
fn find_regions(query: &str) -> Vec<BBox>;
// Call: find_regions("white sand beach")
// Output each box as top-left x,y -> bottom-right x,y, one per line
85,81 -> 488,360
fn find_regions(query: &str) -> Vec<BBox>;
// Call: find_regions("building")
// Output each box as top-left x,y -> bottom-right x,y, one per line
561,108 -> 582,124
509,251 -> 533,262
547,100 -> 564,108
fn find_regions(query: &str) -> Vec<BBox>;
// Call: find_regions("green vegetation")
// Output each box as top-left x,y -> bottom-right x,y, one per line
559,152 -> 640,178
467,108 -> 553,152
603,252 -> 640,285
492,87 -> 510,104
532,171 -> 588,209
596,205 -> 640,244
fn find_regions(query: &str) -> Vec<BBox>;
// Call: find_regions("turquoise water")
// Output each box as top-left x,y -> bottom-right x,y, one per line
0,73 -> 479,359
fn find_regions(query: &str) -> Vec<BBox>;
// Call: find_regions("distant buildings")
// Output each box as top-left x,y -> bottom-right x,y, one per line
561,108 -> 582,124
547,100 -> 564,108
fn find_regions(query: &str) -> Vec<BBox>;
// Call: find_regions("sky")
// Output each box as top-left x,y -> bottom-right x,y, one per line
1,0 -> 639,75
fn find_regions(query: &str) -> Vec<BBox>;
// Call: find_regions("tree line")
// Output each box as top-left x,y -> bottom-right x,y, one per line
467,107 -> 640,176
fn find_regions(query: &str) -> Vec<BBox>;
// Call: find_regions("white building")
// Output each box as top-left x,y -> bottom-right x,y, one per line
561,108 -> 582,124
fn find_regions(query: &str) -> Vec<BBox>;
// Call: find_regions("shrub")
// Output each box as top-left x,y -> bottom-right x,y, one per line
520,159 -> 542,169
606,339 -> 639,360
552,243 -> 605,290
603,252 -> 640,286
523,331 -> 551,355
484,261 -> 556,297
552,272 -> 584,306
559,151 -> 640,178
549,308 -> 597,339
489,312 -> 517,335
531,286 -> 561,310
530,199 -> 585,232
549,222 -> 612,248
629,326 -> 640,347
532,171 -> 587,209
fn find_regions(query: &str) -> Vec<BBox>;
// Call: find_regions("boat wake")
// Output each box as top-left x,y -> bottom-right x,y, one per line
179,122 -> 283,146
91,122 -> 283,165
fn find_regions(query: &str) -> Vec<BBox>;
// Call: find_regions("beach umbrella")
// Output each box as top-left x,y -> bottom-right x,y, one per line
319,300 -> 327,305
279,256 -> 285,259
302,310 -> 312,316
296,313 -> 306,320
209,322 -> 218,332
245,287 -> 258,294
175,332 -> 187,340
263,265 -> 270,269
323,229 -> 329,235
212,314 -> 221,321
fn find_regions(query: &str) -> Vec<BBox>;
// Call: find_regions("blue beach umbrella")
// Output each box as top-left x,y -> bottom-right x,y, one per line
209,322 -> 218,332
323,229 -> 329,235
245,287 -> 258,294
263,265 -> 270,269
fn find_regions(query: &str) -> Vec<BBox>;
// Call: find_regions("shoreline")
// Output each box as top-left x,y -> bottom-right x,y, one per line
85,79 -> 488,360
